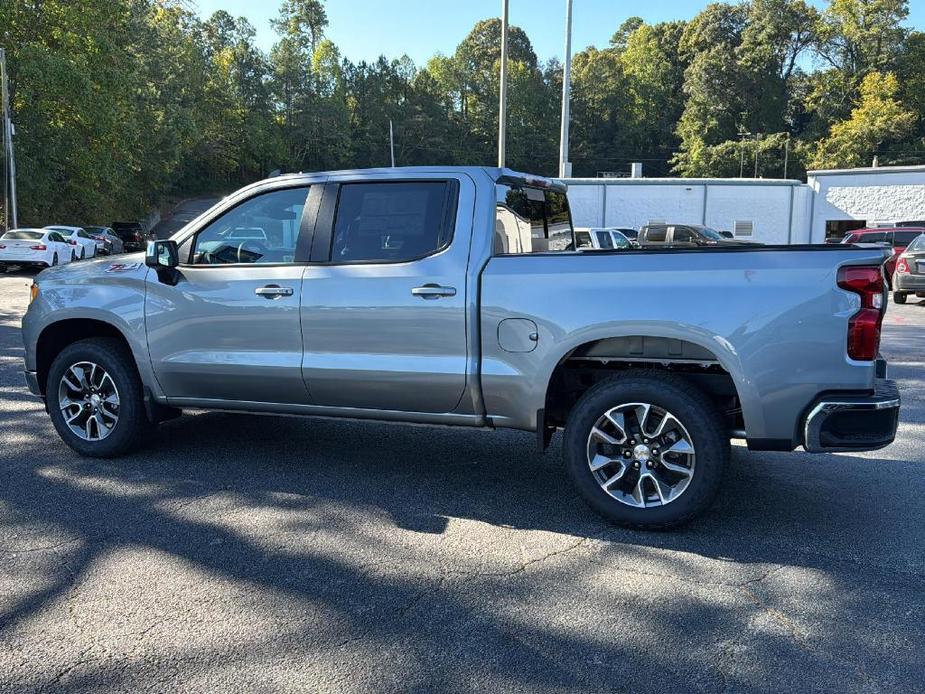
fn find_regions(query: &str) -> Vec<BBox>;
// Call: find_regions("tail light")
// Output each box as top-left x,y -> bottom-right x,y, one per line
896,257 -> 910,274
30,244 -> 47,251
67,239 -> 77,245
837,266 -> 885,361
0,244 -> 5,249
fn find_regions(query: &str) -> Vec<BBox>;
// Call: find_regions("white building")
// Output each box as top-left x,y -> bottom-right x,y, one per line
563,164 -> 925,244
807,165 -> 925,241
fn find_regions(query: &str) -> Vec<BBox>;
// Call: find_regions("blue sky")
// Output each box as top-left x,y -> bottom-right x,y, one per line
194,0 -> 924,66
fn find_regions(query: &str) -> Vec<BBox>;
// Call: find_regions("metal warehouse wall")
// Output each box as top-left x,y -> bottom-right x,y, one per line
563,178 -> 813,244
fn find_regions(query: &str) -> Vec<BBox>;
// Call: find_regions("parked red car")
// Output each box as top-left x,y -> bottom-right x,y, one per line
841,227 -> 925,285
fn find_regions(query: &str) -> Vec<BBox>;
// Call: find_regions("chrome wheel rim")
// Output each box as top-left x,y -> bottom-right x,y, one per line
586,402 -> 695,508
57,361 -> 120,441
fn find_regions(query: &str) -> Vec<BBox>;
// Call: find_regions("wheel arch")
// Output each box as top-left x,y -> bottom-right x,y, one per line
539,331 -> 760,446
36,318 -> 132,395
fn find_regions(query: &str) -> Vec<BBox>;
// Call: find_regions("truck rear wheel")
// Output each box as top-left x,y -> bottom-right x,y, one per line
563,371 -> 727,529
47,337 -> 151,458
893,291 -> 907,304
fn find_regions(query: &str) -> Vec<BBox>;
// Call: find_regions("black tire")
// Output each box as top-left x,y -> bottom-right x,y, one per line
46,337 -> 151,457
79,247 -> 85,260
893,291 -> 908,304
52,253 -> 58,267
71,250 -> 76,262
563,371 -> 728,529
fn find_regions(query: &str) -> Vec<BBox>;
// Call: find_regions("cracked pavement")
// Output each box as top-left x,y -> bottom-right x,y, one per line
0,269 -> 924,693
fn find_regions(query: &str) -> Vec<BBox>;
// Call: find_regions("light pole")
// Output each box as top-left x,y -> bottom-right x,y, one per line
1,47 -> 17,229
738,132 -> 751,178
753,133 -> 762,178
783,133 -> 790,179
389,119 -> 395,167
498,0 -> 509,168
558,0 -> 573,178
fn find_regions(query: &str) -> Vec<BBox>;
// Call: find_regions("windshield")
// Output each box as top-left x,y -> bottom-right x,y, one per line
699,226 -> 724,241
2,231 -> 43,240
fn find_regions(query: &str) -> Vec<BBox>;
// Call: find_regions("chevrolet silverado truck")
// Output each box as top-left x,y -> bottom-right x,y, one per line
21,167 -> 900,528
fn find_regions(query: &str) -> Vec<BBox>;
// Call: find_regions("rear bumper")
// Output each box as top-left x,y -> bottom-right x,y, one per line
803,378 -> 900,453
894,274 -> 925,291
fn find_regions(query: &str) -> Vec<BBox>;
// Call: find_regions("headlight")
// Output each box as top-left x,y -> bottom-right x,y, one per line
29,282 -> 39,304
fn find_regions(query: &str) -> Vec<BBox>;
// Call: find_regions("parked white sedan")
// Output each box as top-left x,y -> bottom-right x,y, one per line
0,228 -> 74,270
44,226 -> 97,260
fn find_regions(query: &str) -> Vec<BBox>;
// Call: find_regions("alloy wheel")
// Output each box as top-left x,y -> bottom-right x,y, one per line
57,361 -> 121,441
586,402 -> 696,508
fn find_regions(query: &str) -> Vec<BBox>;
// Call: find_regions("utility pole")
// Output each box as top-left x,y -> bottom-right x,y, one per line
1,48 -> 17,230
753,133 -> 762,178
558,0 -> 573,178
498,0 -> 509,168
389,119 -> 396,167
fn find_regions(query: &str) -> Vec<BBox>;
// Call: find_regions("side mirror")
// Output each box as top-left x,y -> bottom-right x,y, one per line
145,239 -> 178,269
146,240 -> 180,285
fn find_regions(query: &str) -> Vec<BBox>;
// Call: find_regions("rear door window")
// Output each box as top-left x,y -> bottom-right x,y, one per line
595,231 -> 614,248
893,231 -> 922,246
645,226 -> 668,243
330,181 -> 456,263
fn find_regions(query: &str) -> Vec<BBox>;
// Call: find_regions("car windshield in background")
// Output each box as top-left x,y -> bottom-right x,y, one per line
700,226 -> 724,241
906,234 -> 925,251
2,231 -> 43,240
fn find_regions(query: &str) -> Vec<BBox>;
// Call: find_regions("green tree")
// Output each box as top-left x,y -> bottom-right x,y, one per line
808,71 -> 915,169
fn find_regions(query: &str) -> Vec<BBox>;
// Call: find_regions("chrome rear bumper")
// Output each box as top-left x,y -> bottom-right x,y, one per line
803,378 -> 900,453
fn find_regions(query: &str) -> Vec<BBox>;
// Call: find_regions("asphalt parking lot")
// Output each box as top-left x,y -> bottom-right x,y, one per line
0,268 -> 923,693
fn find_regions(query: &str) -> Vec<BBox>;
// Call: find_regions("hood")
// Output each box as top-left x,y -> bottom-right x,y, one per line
35,252 -> 147,283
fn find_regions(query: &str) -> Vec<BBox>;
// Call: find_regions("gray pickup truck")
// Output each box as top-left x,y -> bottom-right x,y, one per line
21,167 -> 900,528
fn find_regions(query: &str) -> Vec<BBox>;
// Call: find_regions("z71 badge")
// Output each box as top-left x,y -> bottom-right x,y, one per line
104,262 -> 142,273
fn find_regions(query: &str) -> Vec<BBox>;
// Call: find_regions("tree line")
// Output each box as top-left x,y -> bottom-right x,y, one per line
1,0 -> 923,225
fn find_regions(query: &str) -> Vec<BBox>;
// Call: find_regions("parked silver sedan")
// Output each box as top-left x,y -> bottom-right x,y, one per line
84,226 -> 125,255
893,233 -> 925,304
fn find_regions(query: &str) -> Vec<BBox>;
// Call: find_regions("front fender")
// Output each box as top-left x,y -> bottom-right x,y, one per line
22,262 -> 162,398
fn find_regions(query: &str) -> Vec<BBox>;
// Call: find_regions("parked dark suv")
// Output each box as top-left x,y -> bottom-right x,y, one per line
111,221 -> 149,252
638,223 -> 759,248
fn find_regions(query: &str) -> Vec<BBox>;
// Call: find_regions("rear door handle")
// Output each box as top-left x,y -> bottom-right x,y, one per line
411,284 -> 457,299
255,285 -> 294,298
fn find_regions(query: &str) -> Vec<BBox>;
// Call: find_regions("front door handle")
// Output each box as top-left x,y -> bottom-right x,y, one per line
255,285 -> 294,299
411,284 -> 457,299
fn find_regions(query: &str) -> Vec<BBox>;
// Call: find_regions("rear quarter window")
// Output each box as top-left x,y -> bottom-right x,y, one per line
494,185 -> 574,254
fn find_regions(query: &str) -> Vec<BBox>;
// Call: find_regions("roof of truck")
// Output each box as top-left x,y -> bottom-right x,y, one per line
261,166 -> 565,192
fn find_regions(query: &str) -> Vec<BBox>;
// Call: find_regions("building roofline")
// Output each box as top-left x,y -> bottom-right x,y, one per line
807,164 -> 925,177
560,177 -> 804,187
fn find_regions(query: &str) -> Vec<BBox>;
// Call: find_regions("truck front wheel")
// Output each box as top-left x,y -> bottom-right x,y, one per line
47,337 -> 151,458
563,371 -> 727,529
